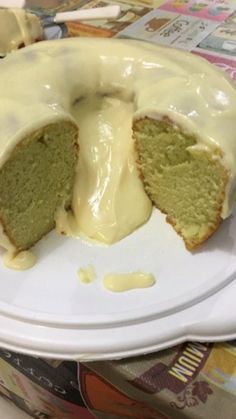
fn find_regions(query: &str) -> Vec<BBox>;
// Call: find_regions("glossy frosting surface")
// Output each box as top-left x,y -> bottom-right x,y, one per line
0,38 -> 236,259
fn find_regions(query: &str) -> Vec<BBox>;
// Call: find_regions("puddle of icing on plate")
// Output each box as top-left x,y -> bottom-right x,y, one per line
103,271 -> 156,292
78,265 -> 156,292
3,250 -> 37,271
78,265 -> 97,284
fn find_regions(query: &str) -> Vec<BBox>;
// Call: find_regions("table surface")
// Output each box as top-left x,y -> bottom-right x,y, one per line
0,397 -> 31,419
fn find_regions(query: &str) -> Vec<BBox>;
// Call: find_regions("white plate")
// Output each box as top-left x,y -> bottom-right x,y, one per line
0,208 -> 235,360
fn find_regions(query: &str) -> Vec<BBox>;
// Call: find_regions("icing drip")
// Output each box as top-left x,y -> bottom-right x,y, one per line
67,95 -> 152,244
103,271 -> 155,292
3,250 -> 36,270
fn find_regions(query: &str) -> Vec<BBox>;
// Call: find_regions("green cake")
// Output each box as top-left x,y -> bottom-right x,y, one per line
0,121 -> 78,252
134,118 -> 228,250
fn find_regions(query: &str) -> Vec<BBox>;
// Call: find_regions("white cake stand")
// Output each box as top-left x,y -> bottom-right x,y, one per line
0,209 -> 235,360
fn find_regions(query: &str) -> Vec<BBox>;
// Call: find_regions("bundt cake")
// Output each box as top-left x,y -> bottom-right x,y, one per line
0,8 -> 43,57
0,38 -> 235,267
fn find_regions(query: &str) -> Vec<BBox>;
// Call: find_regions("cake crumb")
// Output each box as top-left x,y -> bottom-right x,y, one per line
78,265 -> 96,284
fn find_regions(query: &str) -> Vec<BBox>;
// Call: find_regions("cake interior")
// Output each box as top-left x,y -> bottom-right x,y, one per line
0,113 -> 229,254
0,121 -> 78,251
134,118 -> 228,249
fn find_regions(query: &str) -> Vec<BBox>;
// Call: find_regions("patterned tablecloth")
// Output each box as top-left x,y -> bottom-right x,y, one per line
26,0 -> 236,80
0,1 -> 236,418
0,343 -> 235,418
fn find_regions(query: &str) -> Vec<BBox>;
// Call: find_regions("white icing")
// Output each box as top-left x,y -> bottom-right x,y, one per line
3,250 -> 36,270
0,8 -> 43,56
0,38 -> 235,251
78,265 -> 96,284
103,271 -> 155,292
69,95 -> 152,243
